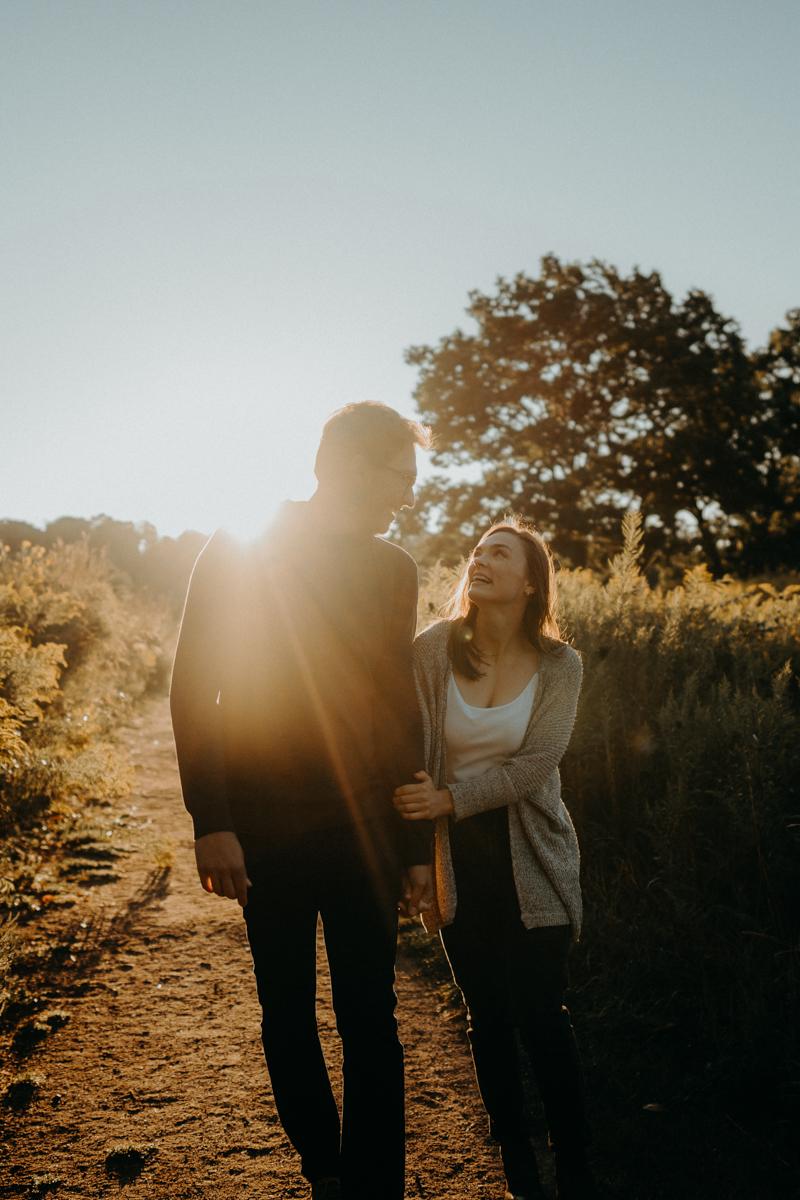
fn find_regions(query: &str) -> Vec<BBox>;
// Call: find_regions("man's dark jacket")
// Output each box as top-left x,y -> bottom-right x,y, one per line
170,503 -> 430,867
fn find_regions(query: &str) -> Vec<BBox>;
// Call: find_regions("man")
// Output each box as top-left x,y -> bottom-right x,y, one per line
170,402 -> 433,1200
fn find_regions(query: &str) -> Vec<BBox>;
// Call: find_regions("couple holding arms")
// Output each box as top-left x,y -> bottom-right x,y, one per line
170,402 -> 596,1200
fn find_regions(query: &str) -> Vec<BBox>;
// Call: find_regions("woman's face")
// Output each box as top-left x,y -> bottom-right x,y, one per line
467,531 -> 532,608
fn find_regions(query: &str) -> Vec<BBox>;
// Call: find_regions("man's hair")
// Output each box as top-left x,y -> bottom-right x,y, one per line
315,401 -> 432,482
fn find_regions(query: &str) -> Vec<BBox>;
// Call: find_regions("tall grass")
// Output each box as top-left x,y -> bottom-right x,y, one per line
0,539 -> 170,1011
418,515 -> 800,1101
0,539 -> 169,833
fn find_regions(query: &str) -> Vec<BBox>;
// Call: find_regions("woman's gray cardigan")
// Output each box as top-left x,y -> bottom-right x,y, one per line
413,620 -> 584,940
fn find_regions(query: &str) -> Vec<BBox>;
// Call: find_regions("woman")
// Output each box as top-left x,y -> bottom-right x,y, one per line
393,516 -> 595,1200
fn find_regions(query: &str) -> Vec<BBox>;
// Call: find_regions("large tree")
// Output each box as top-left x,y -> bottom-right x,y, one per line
746,308 -> 800,571
402,256 -> 798,572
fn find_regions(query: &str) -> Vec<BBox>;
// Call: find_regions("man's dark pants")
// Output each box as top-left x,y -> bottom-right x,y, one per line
243,820 -> 404,1199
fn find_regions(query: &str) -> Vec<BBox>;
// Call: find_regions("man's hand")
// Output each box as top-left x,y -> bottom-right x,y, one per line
194,831 -> 252,908
393,771 -> 454,821
399,863 -> 433,919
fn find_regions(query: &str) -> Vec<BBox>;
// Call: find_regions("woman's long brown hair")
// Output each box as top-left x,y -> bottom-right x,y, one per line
445,514 -> 564,680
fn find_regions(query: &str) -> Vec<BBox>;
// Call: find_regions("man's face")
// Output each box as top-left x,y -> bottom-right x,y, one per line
356,442 -> 417,534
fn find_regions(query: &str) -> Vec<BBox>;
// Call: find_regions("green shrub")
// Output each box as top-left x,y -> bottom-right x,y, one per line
0,539 -> 168,832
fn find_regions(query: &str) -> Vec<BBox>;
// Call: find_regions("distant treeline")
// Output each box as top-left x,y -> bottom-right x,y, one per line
0,515 -> 207,609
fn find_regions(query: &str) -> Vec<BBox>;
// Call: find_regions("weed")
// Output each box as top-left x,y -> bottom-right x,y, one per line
151,838 -> 175,870
28,1174 -> 62,1197
104,1143 -> 156,1182
41,1010 -> 69,1031
12,1019 -> 52,1055
3,1072 -> 44,1111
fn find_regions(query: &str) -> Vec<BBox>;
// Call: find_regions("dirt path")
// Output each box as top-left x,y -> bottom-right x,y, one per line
0,700 -> 509,1199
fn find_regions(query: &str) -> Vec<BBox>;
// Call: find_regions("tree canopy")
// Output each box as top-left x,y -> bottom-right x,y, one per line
402,256 -> 799,573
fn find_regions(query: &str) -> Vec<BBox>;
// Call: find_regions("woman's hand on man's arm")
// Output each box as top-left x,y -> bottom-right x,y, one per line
393,771 -> 454,821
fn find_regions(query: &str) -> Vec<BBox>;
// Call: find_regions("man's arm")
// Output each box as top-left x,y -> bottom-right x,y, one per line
382,548 -> 433,871
170,531 -> 251,906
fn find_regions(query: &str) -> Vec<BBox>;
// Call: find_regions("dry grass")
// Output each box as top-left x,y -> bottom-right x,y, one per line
415,514 -> 800,1190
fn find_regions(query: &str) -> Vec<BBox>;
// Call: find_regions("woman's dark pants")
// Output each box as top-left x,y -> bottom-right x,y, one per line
243,823 -> 404,1199
441,811 -> 589,1178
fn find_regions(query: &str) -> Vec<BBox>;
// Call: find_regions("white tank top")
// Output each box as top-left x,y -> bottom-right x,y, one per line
445,672 -> 538,784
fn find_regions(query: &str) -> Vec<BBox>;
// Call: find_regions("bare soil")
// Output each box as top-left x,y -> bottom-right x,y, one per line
0,699 -> 514,1199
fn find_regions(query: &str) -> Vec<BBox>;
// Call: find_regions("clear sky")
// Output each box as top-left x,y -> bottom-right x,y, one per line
3,0 -> 798,538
